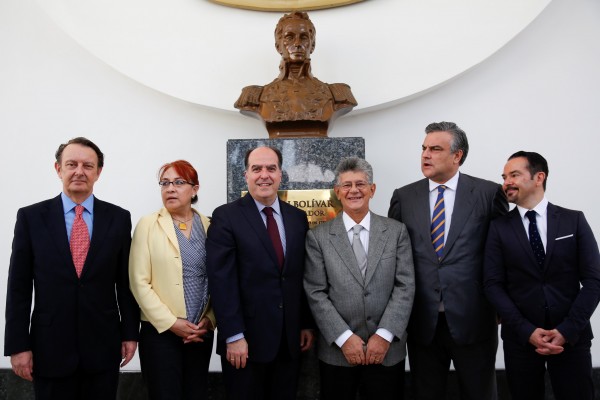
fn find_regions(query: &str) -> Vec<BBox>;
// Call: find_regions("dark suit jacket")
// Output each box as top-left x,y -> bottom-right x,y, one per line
484,203 -> 600,346
206,193 -> 312,363
4,195 -> 139,377
388,173 -> 508,345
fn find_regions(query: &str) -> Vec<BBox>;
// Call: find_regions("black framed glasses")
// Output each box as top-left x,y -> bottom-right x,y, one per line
158,179 -> 194,188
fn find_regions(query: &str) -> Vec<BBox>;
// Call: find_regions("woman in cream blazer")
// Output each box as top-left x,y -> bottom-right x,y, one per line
129,160 -> 215,400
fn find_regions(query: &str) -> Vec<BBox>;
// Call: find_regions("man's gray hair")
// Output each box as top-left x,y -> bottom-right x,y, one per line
334,157 -> 374,185
425,121 -> 469,166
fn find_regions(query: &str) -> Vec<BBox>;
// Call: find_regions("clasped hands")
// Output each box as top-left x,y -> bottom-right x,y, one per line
529,328 -> 565,355
341,333 -> 389,366
169,317 -> 213,344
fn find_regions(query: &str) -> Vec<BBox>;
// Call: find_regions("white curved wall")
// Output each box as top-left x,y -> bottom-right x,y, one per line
1,0 -> 599,372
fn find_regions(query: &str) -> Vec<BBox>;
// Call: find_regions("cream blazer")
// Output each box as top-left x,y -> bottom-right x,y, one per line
129,207 -> 215,333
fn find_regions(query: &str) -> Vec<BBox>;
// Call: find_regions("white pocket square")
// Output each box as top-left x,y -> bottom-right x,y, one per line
555,234 -> 574,241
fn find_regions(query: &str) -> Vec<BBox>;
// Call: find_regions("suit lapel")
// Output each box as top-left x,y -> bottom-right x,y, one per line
43,195 -> 74,274
508,208 -> 541,269
329,215 -> 365,285
444,174 -> 476,257
364,213 -> 387,286
543,203 -> 560,270
157,207 -> 180,252
413,180 -> 437,261
83,197 -> 111,277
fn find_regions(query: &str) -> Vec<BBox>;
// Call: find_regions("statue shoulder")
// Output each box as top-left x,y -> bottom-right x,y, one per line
234,85 -> 264,110
328,83 -> 358,107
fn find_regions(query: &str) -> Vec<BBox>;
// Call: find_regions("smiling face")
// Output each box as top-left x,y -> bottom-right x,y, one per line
502,156 -> 545,209
160,167 -> 198,216
245,147 -> 282,206
54,143 -> 102,203
334,170 -> 376,222
420,130 -> 463,184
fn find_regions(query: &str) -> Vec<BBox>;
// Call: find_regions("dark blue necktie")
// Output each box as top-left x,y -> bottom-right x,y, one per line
526,210 -> 545,267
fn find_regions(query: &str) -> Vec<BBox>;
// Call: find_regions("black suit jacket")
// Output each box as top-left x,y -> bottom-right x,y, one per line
206,194 -> 312,363
484,203 -> 600,346
388,173 -> 508,345
4,195 -> 139,377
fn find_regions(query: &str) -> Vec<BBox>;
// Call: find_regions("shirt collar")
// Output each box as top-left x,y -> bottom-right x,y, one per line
253,197 -> 281,215
517,196 -> 549,219
429,171 -> 459,192
342,211 -> 371,232
61,192 -> 94,214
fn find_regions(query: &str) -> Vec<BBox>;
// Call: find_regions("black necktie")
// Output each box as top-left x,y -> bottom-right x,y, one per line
526,210 -> 545,267
263,207 -> 284,269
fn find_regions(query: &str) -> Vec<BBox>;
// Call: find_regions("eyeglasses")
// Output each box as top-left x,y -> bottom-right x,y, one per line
337,181 -> 370,191
158,179 -> 194,188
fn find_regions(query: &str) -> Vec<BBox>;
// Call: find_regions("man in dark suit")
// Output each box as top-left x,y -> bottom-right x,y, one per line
4,137 -> 139,400
484,151 -> 600,400
304,157 -> 415,399
206,146 -> 315,400
388,121 -> 507,399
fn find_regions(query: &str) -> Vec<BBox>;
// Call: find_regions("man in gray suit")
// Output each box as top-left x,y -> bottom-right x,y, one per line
388,122 -> 508,400
305,157 -> 415,399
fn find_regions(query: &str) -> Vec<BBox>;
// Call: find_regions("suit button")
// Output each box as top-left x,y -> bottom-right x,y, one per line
434,288 -> 440,293
366,316 -> 371,321
279,303 -> 283,309
281,277 -> 286,281
364,292 -> 369,297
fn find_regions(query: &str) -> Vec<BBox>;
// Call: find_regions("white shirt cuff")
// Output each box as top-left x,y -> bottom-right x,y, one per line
334,330 -> 353,348
376,328 -> 393,342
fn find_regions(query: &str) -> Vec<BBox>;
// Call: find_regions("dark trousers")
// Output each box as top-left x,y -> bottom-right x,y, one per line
139,321 -> 214,400
220,334 -> 299,400
503,337 -> 594,400
319,359 -> 405,400
407,313 -> 498,400
33,367 -> 119,400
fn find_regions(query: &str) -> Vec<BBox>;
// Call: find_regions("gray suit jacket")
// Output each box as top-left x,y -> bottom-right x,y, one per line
304,212 -> 415,367
388,173 -> 507,346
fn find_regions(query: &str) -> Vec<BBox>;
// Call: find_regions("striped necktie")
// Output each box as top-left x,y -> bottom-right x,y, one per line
431,185 -> 447,259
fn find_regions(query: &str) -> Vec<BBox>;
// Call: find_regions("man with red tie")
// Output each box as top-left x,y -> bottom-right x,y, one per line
4,137 -> 139,400
206,146 -> 315,400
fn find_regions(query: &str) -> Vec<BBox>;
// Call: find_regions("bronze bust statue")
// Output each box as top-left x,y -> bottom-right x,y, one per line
234,11 -> 357,138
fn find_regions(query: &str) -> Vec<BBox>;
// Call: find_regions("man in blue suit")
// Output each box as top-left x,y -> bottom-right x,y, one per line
484,151 -> 600,400
206,146 -> 314,400
4,137 -> 139,400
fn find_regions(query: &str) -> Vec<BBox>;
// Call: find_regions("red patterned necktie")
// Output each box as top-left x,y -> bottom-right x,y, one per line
263,207 -> 284,269
70,204 -> 90,277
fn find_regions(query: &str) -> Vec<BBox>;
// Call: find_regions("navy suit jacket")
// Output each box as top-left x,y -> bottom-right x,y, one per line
206,194 -> 312,363
389,173 -> 508,345
4,195 -> 139,377
484,203 -> 600,346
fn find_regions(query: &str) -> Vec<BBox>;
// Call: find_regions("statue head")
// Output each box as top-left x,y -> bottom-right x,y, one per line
274,12 -> 316,63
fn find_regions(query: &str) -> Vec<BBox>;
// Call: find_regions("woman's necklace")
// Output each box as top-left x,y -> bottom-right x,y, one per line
172,215 -> 193,230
